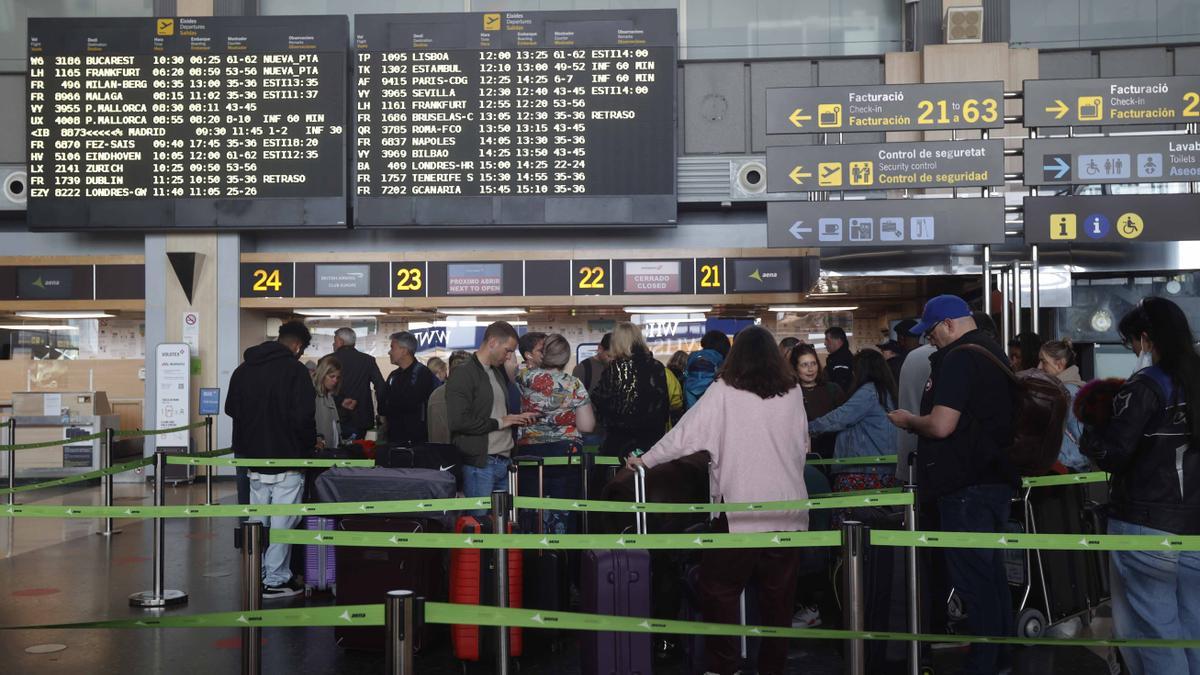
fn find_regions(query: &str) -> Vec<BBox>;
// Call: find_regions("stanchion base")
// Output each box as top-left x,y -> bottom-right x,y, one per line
95,530 -> 123,537
128,590 -> 188,608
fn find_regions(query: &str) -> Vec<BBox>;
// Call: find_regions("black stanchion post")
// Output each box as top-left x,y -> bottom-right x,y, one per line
491,489 -> 511,675
240,521 -> 262,675
903,484 -> 920,675
97,427 -> 121,536
841,520 -> 867,675
129,450 -> 188,608
7,418 -> 16,507
204,416 -> 214,506
580,453 -> 593,534
385,589 -> 416,675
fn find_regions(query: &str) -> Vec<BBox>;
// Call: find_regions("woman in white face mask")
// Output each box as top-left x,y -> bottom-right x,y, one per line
1079,297 -> 1200,675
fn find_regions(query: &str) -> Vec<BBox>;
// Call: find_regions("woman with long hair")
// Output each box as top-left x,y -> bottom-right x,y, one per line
312,355 -> 342,450
790,344 -> 845,459
627,326 -> 808,675
808,349 -> 898,492
590,322 -> 670,456
1038,339 -> 1089,472
1080,297 -> 1200,674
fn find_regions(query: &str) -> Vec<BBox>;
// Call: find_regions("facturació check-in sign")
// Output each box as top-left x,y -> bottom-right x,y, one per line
1023,75 -> 1200,128
766,81 -> 1005,134
766,140 -> 1004,192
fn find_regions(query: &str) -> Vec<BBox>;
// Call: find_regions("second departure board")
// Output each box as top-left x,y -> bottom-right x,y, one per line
352,10 -> 677,227
26,16 -> 347,230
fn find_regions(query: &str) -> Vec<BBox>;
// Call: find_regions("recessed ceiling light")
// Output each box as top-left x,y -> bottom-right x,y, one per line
622,306 -> 712,314
15,311 -> 113,319
0,324 -> 79,331
769,306 -> 859,313
438,308 -> 527,316
293,309 -> 384,317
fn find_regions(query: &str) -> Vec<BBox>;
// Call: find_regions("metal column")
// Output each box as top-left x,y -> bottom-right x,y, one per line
204,416 -> 214,505
903,485 -> 921,675
982,246 -> 992,316
97,427 -> 121,536
6,419 -> 15,507
1030,246 -> 1041,335
491,489 -> 511,675
1011,260 -> 1023,337
129,451 -> 188,607
842,520 -> 867,675
385,590 -> 417,675
240,520 -> 262,675
1000,266 -> 1012,342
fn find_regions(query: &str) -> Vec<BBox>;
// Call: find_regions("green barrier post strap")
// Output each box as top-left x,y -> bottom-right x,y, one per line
273,528 -> 841,550
165,457 -> 374,468
113,421 -> 207,438
1021,471 -> 1109,488
0,456 -> 154,495
513,492 -> 912,514
10,601 -> 1200,650
0,431 -> 106,452
0,497 -> 488,519
873,529 -> 1200,552
806,455 -> 897,466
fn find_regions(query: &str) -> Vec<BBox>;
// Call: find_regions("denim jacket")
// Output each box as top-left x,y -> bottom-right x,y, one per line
809,382 -> 897,475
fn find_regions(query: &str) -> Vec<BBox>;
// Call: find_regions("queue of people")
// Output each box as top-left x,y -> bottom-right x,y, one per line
221,298 -> 1197,674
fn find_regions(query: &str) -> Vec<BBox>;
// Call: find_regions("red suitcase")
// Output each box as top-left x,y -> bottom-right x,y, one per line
450,514 -> 524,662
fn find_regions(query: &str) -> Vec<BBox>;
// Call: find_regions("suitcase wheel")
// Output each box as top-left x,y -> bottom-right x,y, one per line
1016,607 -> 1047,639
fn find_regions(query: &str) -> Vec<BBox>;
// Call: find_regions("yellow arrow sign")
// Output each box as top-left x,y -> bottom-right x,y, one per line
1045,99 -> 1069,119
789,108 -> 812,128
789,166 -> 812,185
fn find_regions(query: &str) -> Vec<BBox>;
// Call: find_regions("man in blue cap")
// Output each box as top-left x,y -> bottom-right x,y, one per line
888,295 -> 1017,675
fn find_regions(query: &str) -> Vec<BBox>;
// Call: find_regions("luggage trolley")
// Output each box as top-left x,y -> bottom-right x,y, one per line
1005,481 -> 1109,639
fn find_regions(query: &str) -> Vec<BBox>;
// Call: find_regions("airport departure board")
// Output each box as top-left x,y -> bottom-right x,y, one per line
26,16 -> 348,230
352,9 -> 677,227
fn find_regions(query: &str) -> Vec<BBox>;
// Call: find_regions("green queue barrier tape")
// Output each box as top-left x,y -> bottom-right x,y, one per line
0,431 -> 106,452
873,529 -> 1200,552
0,492 -> 909,519
0,497 -> 489,520
0,420 -> 209,452
514,491 -> 913,514
1021,471 -> 1109,488
806,455 -> 897,466
275,528 -> 842,551
165,457 -> 375,468
0,456 -> 154,496
9,601 -> 1200,650
112,421 -> 207,438
188,447 -> 234,459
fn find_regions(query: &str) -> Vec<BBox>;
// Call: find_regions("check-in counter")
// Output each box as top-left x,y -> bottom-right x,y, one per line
0,391 -> 118,479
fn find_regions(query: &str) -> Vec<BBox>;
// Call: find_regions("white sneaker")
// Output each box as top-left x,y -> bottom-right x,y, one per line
791,604 -> 822,628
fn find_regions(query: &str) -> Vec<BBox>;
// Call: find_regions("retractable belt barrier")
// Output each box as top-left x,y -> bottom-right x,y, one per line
8,601 -> 1200,650
0,421 -> 208,452
0,492 -> 913,519
0,456 -> 154,496
873,529 -> 1200,552
1021,471 -> 1109,488
165,457 -> 374,468
806,455 -> 897,466
277,528 -> 841,551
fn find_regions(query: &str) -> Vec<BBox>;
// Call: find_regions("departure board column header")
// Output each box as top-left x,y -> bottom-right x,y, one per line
27,16 -> 348,231
352,9 -> 677,228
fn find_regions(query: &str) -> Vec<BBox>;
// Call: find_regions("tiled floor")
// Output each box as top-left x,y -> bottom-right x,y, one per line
0,481 -> 1122,674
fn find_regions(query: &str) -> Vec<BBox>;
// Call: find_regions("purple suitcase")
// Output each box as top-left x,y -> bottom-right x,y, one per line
581,466 -> 652,675
304,516 -> 337,594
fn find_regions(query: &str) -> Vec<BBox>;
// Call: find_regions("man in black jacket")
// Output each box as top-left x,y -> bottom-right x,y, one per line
824,326 -> 853,392
382,331 -> 436,445
331,327 -> 386,440
225,320 -> 316,599
888,295 -> 1017,675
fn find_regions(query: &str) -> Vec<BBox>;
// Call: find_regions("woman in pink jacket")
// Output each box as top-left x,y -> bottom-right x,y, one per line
628,325 -> 809,675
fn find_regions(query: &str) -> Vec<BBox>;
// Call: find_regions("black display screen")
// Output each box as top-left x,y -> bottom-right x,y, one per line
352,9 -> 677,227
26,16 -> 348,230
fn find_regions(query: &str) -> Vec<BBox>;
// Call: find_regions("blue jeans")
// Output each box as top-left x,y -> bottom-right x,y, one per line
1109,518 -> 1200,675
938,483 -> 1015,675
248,470 -> 304,587
462,454 -> 511,516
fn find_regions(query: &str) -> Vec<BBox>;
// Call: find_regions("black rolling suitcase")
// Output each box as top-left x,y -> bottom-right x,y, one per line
511,456 -> 568,648
1028,484 -> 1098,624
333,516 -> 446,652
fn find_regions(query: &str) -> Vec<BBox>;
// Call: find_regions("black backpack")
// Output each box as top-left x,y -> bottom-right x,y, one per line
957,344 -> 1071,476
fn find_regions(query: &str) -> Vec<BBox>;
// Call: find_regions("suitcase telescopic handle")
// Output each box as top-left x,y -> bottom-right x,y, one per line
512,455 -> 547,535
633,464 -> 647,535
